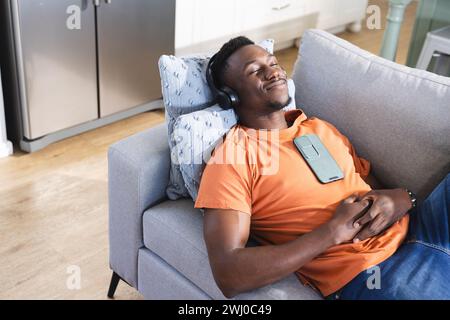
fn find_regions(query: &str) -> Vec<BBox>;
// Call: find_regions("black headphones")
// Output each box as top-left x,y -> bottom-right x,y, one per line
206,53 -> 239,109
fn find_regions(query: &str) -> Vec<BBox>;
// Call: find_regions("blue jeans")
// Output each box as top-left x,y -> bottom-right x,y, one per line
330,174 -> 450,300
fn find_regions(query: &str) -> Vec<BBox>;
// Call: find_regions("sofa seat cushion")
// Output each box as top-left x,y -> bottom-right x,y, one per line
142,199 -> 322,300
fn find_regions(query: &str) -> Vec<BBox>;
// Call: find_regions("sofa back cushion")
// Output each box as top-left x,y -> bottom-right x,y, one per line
292,29 -> 450,199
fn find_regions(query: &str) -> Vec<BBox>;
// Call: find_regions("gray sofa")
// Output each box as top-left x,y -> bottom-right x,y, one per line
107,30 -> 450,300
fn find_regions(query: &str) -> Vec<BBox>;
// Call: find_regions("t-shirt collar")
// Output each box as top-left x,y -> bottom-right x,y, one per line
237,109 -> 307,141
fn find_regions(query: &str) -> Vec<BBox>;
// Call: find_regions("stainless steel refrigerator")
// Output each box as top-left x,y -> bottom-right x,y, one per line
0,0 -> 175,152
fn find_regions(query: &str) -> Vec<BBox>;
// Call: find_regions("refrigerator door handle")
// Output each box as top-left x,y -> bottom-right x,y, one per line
105,0 -> 112,4
93,0 -> 100,6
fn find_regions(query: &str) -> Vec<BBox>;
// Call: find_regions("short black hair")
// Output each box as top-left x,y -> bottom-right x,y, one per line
210,36 -> 255,88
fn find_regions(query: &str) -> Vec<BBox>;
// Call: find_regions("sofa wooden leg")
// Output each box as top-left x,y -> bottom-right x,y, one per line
107,271 -> 121,298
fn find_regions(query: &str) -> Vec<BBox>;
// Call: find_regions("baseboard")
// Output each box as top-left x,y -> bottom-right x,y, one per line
0,140 -> 13,157
19,99 -> 164,153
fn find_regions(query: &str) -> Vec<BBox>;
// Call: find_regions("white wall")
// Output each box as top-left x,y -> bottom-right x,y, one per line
0,68 -> 13,157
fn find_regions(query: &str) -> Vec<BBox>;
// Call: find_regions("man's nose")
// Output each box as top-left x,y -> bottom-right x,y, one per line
265,66 -> 281,80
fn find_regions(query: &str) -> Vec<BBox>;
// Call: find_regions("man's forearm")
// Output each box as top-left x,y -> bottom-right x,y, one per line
217,223 -> 335,297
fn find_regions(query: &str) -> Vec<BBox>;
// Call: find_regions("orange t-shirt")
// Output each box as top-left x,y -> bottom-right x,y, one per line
194,109 -> 409,297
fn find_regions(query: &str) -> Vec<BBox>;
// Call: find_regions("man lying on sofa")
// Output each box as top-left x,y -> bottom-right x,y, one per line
194,36 -> 450,300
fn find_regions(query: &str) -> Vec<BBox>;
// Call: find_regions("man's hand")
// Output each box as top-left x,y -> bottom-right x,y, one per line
352,189 -> 412,243
327,194 -> 371,245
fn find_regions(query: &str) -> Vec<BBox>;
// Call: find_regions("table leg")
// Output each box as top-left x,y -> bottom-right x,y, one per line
380,0 -> 413,61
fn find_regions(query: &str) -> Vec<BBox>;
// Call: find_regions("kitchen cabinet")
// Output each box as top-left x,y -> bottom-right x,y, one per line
175,0 -> 368,55
192,0 -> 238,44
0,68 -> 13,157
0,0 -> 175,152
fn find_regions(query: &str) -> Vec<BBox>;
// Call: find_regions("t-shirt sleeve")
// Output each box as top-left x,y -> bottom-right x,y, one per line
323,121 -> 371,179
194,141 -> 253,215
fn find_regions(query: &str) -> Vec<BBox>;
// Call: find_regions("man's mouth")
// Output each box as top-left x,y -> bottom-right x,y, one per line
265,79 -> 287,91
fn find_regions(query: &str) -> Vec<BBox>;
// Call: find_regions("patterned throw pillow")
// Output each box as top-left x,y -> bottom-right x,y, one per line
172,79 -> 296,201
158,39 -> 276,200
159,55 -> 213,199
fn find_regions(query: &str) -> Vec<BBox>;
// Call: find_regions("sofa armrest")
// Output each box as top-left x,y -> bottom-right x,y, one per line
108,123 -> 170,288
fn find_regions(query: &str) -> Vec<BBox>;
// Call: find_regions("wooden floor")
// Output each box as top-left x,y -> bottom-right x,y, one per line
0,0 -> 417,299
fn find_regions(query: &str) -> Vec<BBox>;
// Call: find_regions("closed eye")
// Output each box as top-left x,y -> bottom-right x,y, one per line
249,63 -> 279,75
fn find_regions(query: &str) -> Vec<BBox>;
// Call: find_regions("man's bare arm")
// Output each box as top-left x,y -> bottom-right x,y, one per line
203,195 -> 369,298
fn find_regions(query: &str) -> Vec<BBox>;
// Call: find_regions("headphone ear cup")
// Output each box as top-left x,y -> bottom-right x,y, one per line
216,91 -> 231,109
205,53 -> 239,109
220,86 -> 239,109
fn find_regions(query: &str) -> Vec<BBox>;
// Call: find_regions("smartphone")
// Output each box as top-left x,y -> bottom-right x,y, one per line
293,134 -> 344,184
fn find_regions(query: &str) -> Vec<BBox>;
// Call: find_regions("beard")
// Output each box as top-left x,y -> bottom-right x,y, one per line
268,95 -> 292,110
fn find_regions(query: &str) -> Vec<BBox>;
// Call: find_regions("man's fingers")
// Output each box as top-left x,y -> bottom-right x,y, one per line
360,194 -> 375,202
343,193 -> 360,204
353,215 -> 385,242
353,205 -> 379,228
353,225 -> 373,243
